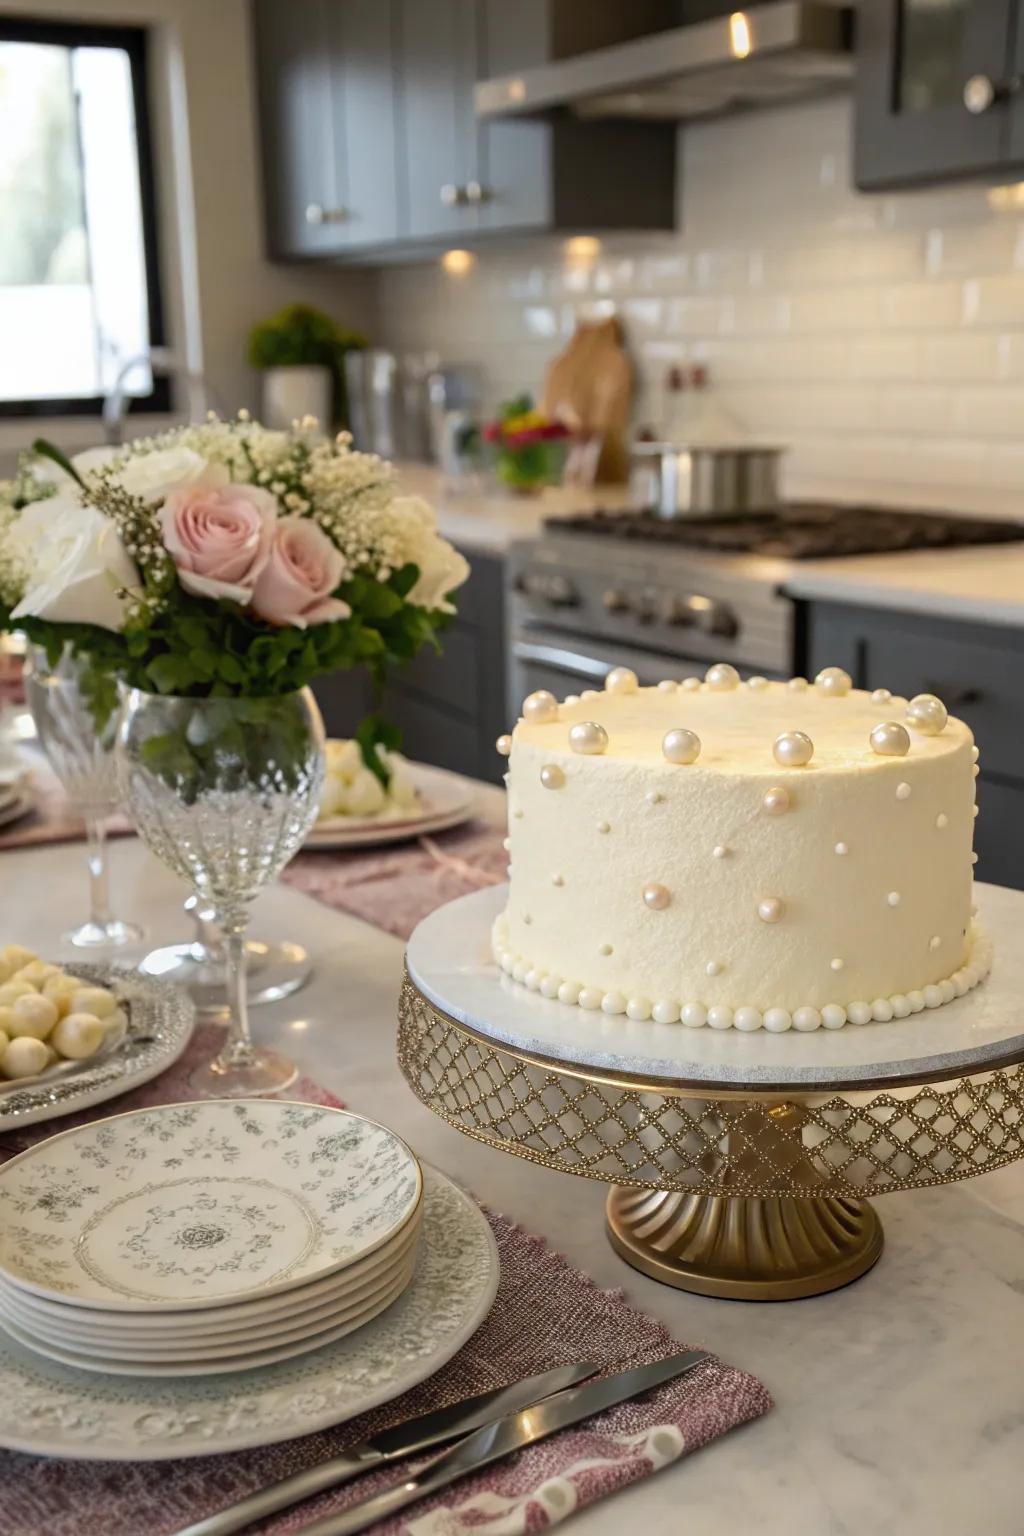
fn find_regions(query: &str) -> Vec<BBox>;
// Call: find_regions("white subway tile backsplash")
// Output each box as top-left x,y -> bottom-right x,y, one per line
375,97 -> 1024,513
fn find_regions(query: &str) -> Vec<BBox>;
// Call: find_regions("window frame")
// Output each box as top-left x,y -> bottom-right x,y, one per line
0,15 -> 170,418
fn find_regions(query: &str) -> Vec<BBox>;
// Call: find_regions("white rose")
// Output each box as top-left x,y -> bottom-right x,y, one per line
8,493 -> 140,632
111,446 -> 227,504
391,496 -> 469,613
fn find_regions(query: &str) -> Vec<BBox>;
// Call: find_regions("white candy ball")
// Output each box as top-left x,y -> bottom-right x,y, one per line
871,688 -> 892,704
707,1006 -> 734,1030
539,764 -> 565,790
763,1008 -> 792,1033
523,689 -> 558,724
705,663 -> 740,692
906,693 -> 948,736
540,975 -> 561,999
557,982 -> 581,1006
10,993 -> 58,1040
657,680 -> 677,693
601,991 -> 627,1016
51,1012 -> 106,1060
869,721 -> 910,757
681,677 -> 701,692
68,986 -> 117,1020
757,896 -> 785,924
907,990 -> 925,1013
652,999 -> 681,1025
733,1006 -> 763,1032
793,1007 -> 822,1032
923,984 -> 944,1009
569,721 -> 608,756
605,667 -> 638,696
681,1003 -> 707,1028
815,666 -> 852,697
662,728 -> 701,765
773,730 -> 814,768
747,675 -> 769,691
821,1004 -> 847,1030
847,1000 -> 872,1025
578,987 -> 604,1011
891,995 -> 912,1018
871,998 -> 894,1022
788,677 -> 809,692
896,782 -> 911,800
762,786 -> 791,816
495,733 -> 512,756
626,996 -> 652,1021
643,882 -> 671,910
1,1035 -> 49,1078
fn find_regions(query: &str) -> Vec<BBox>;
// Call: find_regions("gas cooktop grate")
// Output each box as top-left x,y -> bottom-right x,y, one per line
544,505 -> 1024,560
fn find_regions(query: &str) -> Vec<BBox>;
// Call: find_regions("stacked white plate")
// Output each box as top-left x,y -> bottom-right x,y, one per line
0,1099 -> 423,1376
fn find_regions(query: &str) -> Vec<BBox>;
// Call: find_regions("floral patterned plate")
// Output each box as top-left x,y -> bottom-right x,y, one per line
0,1100 -> 422,1310
0,1167 -> 499,1460
0,965 -> 195,1130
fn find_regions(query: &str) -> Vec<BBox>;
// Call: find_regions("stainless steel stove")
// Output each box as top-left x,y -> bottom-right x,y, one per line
507,504 -> 1024,704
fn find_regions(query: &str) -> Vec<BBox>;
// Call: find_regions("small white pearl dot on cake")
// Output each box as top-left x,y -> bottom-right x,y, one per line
705,662 -> 740,691
662,728 -> 701,764
681,1002 -> 707,1027
830,957 -> 844,971
763,1008 -> 792,1033
705,959 -> 723,977
835,841 -> 848,855
822,1004 -> 847,1029
551,873 -> 564,886
708,1006 -> 734,1030
712,844 -> 729,859
568,721 -> 608,756
936,812 -> 948,828
502,836 -> 510,851
597,820 -> 610,833
564,694 -> 580,705
495,733 -> 512,756
599,942 -> 613,956
681,677 -> 701,691
645,789 -> 664,805
539,764 -> 565,790
626,996 -> 652,1021
762,786 -> 790,816
896,782 -> 911,800
657,679 -> 677,692
929,934 -> 941,950
815,666 -> 852,697
887,891 -> 901,907
847,1000 -> 872,1025
793,1007 -> 822,1032
643,882 -> 671,910
747,676 -> 768,691
605,666 -> 638,695
523,689 -> 558,724
557,981 -> 581,1005
734,1006 -> 762,1031
578,987 -> 603,1010
869,721 -> 911,757
773,730 -> 814,768
758,896 -> 784,924
871,688 -> 892,704
653,999 -> 680,1024
601,991 -> 627,1015
906,693 -> 948,736
788,676 -> 808,692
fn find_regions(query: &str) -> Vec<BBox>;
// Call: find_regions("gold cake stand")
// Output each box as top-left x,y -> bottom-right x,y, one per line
397,888 -> 1024,1301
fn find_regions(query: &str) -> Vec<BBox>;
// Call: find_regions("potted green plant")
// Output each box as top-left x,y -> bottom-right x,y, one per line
248,304 -> 366,429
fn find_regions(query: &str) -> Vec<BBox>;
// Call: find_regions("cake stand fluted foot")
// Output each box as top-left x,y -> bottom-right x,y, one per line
605,1186 -> 883,1301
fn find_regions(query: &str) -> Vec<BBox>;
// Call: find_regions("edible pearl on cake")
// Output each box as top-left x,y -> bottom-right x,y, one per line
578,987 -> 603,1010
601,991 -> 627,1015
502,837 -> 511,851
872,998 -> 894,1022
705,960 -> 723,977
887,891 -> 901,907
871,688 -> 892,705
569,721 -> 608,756
896,781 -> 911,800
869,721 -> 911,757
627,997 -> 652,1021
929,934 -> 941,950
540,974 -> 560,998
657,680 -> 677,693
597,820 -> 610,833
705,662 -> 740,691
788,677 -> 809,692
598,943 -> 613,956
763,1008 -> 792,1033
643,882 -> 671,910
645,790 -> 664,806
708,1006 -> 734,1030
971,745 -> 980,761
815,666 -> 852,697
551,873 -> 564,886
681,1003 -> 707,1028
653,999 -> 681,1024
830,957 -> 844,971
712,844 -> 729,859
758,896 -> 785,924
523,689 -> 558,724
936,812 -> 949,829
681,677 -> 701,691
773,730 -> 814,767
906,692 -> 948,736
557,981 -> 581,1005
539,764 -> 565,790
662,728 -> 701,765
495,734 -> 512,756
564,694 -> 580,705
847,1000 -> 872,1025
605,666 -> 638,695
974,803 -> 980,817
834,841 -> 848,855
746,675 -> 769,691
734,1006 -> 762,1031
822,1004 -> 847,1029
762,786 -> 791,816
794,1007 -> 822,1032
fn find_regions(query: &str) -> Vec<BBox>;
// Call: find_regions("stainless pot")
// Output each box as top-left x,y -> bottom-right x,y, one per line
629,441 -> 784,518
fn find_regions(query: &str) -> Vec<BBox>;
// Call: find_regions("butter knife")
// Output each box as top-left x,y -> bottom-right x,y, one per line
175,1360 -> 600,1536
294,1347 -> 710,1536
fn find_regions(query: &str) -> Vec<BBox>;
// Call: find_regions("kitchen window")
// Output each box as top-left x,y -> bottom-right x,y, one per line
0,18 -> 167,418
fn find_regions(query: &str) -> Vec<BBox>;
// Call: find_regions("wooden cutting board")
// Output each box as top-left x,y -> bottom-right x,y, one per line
542,316 -> 632,484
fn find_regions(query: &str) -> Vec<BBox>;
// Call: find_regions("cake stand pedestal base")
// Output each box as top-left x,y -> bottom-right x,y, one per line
605,1187 -> 883,1300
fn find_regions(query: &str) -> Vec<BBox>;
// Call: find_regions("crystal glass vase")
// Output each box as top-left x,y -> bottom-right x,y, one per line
25,646 -> 143,949
117,688 -> 325,1097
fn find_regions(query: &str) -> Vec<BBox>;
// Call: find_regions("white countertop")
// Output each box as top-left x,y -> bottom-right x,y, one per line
3,796 -> 1023,1534
786,542 -> 1024,628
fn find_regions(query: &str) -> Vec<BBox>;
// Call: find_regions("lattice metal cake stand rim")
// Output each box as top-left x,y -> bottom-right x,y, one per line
397,886 -> 1024,1302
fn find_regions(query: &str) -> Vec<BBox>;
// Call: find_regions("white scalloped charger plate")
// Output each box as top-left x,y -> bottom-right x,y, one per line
0,1166 -> 499,1460
0,966 -> 195,1131
304,762 -> 475,849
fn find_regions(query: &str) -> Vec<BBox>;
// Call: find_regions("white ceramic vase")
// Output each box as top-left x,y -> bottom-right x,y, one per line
261,364 -> 332,429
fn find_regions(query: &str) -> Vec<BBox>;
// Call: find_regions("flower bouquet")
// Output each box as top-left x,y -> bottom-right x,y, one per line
482,393 -> 571,493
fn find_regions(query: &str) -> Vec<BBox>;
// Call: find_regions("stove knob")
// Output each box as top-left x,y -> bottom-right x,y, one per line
602,588 -> 629,614
544,574 -> 578,608
708,603 -> 739,639
662,595 -> 696,627
633,589 -> 659,624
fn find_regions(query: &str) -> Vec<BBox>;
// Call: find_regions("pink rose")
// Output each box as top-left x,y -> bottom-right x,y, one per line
251,516 -> 350,628
159,483 -> 277,604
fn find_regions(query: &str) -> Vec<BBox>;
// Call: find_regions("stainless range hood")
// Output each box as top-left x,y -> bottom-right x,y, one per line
475,2 -> 852,124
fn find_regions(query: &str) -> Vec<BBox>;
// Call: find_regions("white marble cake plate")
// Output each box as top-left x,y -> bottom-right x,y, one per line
0,1166 -> 499,1460
405,882 -> 1024,1092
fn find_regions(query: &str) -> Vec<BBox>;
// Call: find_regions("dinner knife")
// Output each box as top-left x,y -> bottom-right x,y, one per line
293,1347 -> 710,1536
175,1360 -> 600,1536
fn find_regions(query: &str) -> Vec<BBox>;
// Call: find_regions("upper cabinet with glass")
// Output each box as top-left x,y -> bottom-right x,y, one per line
855,0 -> 1024,186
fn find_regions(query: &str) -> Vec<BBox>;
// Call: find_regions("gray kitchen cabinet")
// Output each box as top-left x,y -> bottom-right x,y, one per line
395,0 -> 483,241
804,599 -> 1024,890
325,0 -> 400,247
313,550 -> 508,786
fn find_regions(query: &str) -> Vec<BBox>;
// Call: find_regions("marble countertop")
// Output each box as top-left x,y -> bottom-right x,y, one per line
5,800 -> 1023,1534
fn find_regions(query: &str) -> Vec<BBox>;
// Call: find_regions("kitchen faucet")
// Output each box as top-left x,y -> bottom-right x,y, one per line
102,346 -> 222,443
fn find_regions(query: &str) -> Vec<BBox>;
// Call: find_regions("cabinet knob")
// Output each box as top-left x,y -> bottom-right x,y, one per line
464,180 -> 490,204
963,73 -> 1021,114
305,203 -> 347,225
440,183 -> 465,207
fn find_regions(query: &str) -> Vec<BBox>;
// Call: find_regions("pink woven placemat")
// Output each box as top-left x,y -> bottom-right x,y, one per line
282,821 -> 507,941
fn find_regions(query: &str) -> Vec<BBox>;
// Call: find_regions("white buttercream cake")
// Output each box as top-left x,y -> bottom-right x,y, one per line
492,665 -> 990,1033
